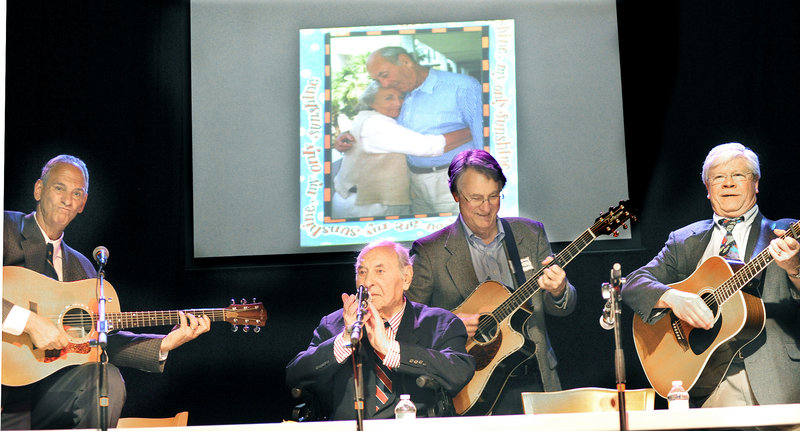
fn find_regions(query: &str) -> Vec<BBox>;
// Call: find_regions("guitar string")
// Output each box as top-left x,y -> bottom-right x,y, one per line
474,207 -> 629,337
697,221 -> 798,319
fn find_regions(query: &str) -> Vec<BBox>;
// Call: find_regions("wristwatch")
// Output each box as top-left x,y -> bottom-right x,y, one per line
788,265 -> 800,279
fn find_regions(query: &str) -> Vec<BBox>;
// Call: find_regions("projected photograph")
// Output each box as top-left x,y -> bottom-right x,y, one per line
300,19 -> 518,247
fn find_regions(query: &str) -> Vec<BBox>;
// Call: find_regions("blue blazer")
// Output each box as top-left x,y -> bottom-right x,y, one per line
285,299 -> 475,420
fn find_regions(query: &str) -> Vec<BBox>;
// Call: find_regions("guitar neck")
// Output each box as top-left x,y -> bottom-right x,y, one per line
106,308 -> 231,330
493,228 -> 597,322
717,220 -> 800,303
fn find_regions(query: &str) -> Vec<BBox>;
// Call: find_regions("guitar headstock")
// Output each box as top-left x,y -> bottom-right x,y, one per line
226,299 -> 267,333
591,200 -> 637,238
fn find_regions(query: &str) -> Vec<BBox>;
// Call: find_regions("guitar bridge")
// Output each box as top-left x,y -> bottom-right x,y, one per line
669,313 -> 690,351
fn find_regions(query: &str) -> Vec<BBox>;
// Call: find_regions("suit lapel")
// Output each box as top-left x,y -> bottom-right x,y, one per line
20,213 -> 49,276
686,220 -> 715,267
746,213 -> 768,263
371,302 -> 417,417
443,222 -> 480,301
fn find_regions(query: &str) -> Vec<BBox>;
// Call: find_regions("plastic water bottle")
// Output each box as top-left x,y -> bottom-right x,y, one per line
667,380 -> 690,410
394,394 -> 417,419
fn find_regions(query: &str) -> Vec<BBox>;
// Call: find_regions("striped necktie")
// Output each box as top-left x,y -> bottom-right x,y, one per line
45,243 -> 59,280
374,349 -> 393,411
719,217 -> 744,260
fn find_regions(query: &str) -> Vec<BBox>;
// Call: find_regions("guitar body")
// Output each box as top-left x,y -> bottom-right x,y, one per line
3,266 -> 267,387
3,266 -> 121,386
450,281 -> 537,415
632,256 -> 766,399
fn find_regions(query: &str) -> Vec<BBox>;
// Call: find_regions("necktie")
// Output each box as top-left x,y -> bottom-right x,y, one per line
45,243 -> 59,280
374,350 -> 393,411
719,217 -> 744,260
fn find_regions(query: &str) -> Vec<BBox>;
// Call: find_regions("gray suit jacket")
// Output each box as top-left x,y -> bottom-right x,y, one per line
3,211 -> 166,375
407,217 -> 577,391
622,212 -> 800,404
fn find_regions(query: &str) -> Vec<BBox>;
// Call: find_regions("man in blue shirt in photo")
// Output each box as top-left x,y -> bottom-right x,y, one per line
337,46 -> 483,215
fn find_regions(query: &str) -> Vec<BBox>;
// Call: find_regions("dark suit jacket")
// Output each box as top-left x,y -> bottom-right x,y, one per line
622,212 -> 800,404
285,299 -> 475,420
407,217 -> 577,391
2,211 -> 165,375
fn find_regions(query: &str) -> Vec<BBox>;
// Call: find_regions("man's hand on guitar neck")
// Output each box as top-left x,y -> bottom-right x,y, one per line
24,312 -> 70,350
656,289 -> 714,330
159,311 -> 211,357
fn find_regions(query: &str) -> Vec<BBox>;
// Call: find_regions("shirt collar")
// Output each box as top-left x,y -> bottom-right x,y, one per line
384,298 -> 406,334
712,204 -> 758,230
32,211 -> 64,250
414,68 -> 437,95
459,214 -> 505,249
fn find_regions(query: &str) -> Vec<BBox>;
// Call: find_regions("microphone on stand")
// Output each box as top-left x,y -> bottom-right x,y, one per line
93,246 -> 109,266
610,262 -> 622,288
600,263 -> 623,330
349,285 -> 369,346
599,303 -> 615,330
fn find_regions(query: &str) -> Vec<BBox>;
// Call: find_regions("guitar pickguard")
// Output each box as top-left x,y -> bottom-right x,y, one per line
468,331 -> 502,371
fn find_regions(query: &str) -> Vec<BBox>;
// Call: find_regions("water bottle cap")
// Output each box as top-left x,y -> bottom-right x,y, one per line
671,380 -> 683,386
400,394 -> 410,400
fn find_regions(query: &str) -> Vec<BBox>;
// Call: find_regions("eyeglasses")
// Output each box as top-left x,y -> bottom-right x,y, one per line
460,192 -> 503,206
708,172 -> 752,186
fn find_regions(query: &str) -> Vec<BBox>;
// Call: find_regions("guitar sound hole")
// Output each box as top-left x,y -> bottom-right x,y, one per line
61,307 -> 94,339
474,314 -> 499,343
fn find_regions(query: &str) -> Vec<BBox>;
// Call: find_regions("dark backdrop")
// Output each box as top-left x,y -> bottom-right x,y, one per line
4,0 -> 799,425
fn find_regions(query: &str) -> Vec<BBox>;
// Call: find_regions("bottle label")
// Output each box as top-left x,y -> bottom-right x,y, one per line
668,399 -> 690,410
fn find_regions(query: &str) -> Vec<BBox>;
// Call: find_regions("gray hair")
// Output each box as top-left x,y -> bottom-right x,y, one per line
40,154 -> 90,193
701,142 -> 760,185
372,46 -> 416,66
355,239 -> 414,275
356,81 -> 382,112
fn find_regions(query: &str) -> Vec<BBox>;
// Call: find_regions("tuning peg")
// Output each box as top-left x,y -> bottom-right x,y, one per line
243,325 -> 250,333
230,298 -> 235,305
240,298 -> 246,304
613,230 -> 620,237
252,298 -> 257,304
254,326 -> 261,333
231,325 -> 239,332
622,223 -> 629,230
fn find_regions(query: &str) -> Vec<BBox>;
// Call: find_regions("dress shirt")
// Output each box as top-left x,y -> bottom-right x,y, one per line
701,205 -> 759,264
334,299 -> 405,369
399,68 -> 483,168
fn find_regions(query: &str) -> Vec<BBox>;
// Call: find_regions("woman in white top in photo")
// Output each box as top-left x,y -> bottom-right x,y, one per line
333,81 -> 472,218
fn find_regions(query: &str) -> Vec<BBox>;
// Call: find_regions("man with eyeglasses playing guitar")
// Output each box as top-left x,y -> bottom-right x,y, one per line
622,142 -> 800,410
406,149 -> 578,415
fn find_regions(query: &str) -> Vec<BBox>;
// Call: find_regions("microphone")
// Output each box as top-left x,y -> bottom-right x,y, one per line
93,246 -> 109,266
610,262 -> 622,288
599,302 -> 615,330
600,263 -> 623,330
349,285 -> 369,345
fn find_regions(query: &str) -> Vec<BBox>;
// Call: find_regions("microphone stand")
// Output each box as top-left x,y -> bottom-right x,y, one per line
94,260 -> 110,431
345,286 -> 369,431
601,264 -> 627,431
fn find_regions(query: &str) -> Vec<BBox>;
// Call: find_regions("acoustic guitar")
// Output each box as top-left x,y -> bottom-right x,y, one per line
451,201 -> 636,415
2,265 -> 267,386
632,220 -> 799,399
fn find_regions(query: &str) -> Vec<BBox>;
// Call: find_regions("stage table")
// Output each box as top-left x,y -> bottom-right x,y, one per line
97,403 -> 800,431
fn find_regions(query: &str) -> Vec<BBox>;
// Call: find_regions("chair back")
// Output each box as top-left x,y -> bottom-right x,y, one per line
521,387 -> 655,414
116,411 -> 189,428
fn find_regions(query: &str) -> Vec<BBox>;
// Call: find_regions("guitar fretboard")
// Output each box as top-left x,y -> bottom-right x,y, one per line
491,228 -> 597,323
713,220 -> 800,305
105,308 -> 246,329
